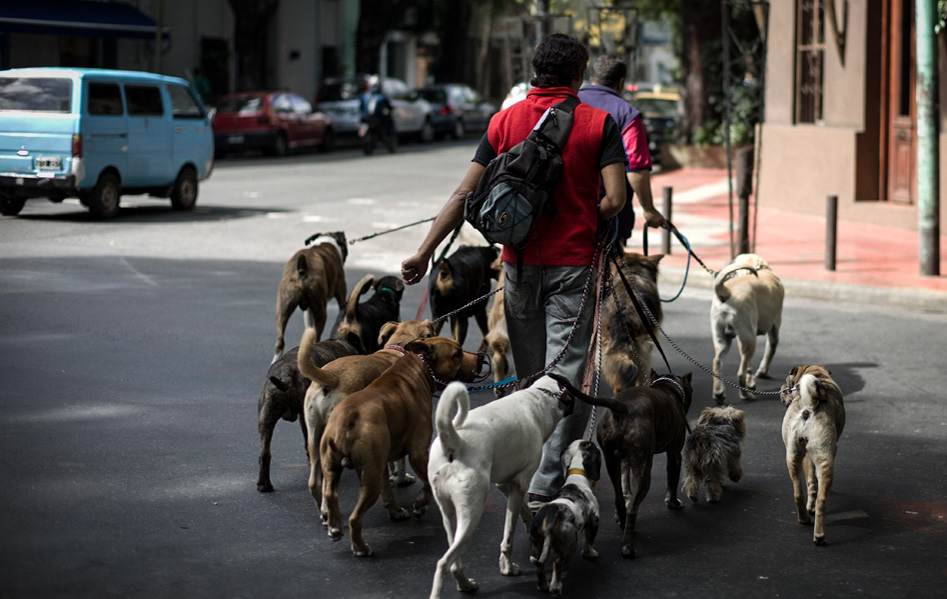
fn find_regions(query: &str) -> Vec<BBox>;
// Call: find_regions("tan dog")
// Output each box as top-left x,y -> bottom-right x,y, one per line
780,365 -> 845,546
273,232 -> 348,363
483,258 -> 512,396
321,337 -> 481,557
300,319 -> 437,518
711,253 -> 784,403
681,406 -> 747,503
602,251 -> 664,392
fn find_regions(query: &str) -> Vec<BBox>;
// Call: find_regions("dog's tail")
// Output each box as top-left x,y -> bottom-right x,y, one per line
713,263 -> 758,302
297,328 -> 340,388
434,381 -> 468,458
799,373 -> 840,413
343,274 -> 374,320
546,373 -> 629,416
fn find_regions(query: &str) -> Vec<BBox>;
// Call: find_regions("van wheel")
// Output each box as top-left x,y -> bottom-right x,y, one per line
86,172 -> 121,219
452,118 -> 465,140
0,196 -> 25,216
419,118 -> 435,144
170,167 -> 198,211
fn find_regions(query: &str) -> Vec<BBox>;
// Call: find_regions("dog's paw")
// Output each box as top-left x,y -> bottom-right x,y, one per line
352,543 -> 373,557
713,393 -> 726,406
457,578 -> 479,593
582,547 -> 599,560
389,472 -> 417,487
813,534 -> 827,546
388,507 -> 411,521
256,481 -> 274,493
621,544 -> 637,559
412,504 -> 428,519
499,556 -> 521,576
666,497 -> 684,510
328,527 -> 343,541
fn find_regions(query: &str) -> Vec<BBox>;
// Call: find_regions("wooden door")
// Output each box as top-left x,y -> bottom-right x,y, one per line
883,0 -> 916,203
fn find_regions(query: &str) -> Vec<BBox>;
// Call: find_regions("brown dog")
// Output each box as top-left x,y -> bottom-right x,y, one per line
602,251 -> 664,392
681,405 -> 748,503
299,320 -> 441,518
555,372 -> 692,558
483,258 -> 512,396
780,365 -> 845,545
321,337 -> 481,556
711,253 -> 784,403
273,231 -> 348,363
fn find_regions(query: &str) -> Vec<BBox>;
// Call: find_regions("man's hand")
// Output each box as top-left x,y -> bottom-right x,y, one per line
401,254 -> 428,286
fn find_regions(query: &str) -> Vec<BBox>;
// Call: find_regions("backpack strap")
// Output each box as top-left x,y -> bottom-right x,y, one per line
533,96 -> 580,150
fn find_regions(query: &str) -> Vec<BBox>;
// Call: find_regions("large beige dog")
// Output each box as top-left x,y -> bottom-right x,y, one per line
299,319 -> 438,520
711,253 -> 784,403
483,258 -> 512,396
320,337 -> 482,557
780,365 -> 845,545
273,232 -> 348,363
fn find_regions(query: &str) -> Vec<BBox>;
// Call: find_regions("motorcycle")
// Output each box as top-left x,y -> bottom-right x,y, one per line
358,113 -> 397,155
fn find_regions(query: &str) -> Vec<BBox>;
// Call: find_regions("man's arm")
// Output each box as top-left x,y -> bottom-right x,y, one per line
401,162 -> 487,285
599,162 -> 626,220
628,170 -> 666,228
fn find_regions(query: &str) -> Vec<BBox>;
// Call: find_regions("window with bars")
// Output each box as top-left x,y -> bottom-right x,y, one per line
795,0 -> 824,123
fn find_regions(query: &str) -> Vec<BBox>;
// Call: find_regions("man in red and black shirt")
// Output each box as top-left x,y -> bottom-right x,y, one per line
579,54 -> 666,246
402,34 -> 626,504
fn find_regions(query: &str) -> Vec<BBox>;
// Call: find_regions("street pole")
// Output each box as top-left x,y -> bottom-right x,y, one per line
916,0 -> 941,276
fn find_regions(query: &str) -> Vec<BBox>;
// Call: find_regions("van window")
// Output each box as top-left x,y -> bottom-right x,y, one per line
88,82 -> 123,116
167,84 -> 204,119
126,85 -> 164,116
0,77 -> 72,112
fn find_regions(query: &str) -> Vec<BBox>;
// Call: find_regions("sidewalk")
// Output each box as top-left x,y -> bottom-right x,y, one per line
646,168 -> 947,312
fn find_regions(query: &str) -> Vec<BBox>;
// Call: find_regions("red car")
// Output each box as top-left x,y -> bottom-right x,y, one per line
212,91 -> 335,157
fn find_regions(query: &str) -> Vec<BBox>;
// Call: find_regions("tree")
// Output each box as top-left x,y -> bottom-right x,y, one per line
227,0 -> 279,91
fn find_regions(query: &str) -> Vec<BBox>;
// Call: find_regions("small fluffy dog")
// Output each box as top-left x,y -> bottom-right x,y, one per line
553,372 -> 692,558
428,374 -> 578,599
273,231 -> 348,363
483,258 -> 512,396
320,337 -> 482,557
711,253 -> 784,403
681,406 -> 748,503
602,250 -> 664,392
529,439 -> 601,597
334,274 -> 405,353
780,365 -> 845,545
428,245 -> 500,348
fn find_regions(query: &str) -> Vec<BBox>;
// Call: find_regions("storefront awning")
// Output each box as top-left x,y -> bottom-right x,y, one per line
0,0 -> 169,40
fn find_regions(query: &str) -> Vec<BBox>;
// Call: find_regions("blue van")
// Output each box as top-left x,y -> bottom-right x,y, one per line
0,67 -> 214,218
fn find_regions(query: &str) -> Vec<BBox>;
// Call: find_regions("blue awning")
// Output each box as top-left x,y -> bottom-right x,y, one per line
0,0 -> 169,40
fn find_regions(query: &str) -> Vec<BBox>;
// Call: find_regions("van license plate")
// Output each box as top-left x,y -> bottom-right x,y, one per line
36,156 -> 62,170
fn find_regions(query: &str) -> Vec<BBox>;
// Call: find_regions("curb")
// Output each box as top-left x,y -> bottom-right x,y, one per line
659,266 -> 947,314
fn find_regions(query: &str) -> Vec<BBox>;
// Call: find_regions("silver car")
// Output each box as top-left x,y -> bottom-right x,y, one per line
317,75 -> 434,142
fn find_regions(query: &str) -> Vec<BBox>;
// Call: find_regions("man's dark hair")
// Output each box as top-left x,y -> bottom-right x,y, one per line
589,54 -> 627,89
530,33 -> 590,88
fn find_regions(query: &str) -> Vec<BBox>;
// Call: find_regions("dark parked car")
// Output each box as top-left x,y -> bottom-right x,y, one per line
417,84 -> 496,139
212,91 -> 335,157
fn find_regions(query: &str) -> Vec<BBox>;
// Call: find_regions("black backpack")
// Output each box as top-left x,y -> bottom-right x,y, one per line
464,96 -> 579,249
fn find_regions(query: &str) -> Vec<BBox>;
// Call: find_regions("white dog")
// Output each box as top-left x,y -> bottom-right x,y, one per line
781,365 -> 845,545
427,374 -> 577,599
711,253 -> 784,402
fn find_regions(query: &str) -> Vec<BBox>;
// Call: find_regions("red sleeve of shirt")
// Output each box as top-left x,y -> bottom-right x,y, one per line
623,116 -> 652,171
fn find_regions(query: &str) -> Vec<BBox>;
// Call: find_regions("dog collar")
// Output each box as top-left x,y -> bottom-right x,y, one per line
651,376 -> 686,402
383,344 -> 407,354
566,467 -> 596,487
378,286 -> 398,295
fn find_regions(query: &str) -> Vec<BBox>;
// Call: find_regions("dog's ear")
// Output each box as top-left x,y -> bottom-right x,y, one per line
648,253 -> 665,265
418,319 -> 436,339
269,376 -> 290,393
404,340 -> 433,360
731,408 -> 748,437
682,372 -> 693,384
378,321 -> 399,345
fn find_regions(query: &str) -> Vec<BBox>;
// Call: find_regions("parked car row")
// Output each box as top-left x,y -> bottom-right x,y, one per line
212,76 -> 497,158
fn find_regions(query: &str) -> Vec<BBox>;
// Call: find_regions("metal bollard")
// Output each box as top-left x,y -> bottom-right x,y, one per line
662,186 -> 672,255
826,195 -> 838,271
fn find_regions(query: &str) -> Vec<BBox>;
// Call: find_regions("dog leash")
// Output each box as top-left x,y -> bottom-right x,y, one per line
346,217 -> 435,245
413,224 -> 465,321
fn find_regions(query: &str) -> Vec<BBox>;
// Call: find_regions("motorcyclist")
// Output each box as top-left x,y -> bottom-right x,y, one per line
360,76 -> 394,145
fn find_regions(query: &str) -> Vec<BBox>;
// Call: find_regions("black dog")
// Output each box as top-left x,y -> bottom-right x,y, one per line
334,274 -> 405,353
256,336 -> 362,492
428,245 -> 499,348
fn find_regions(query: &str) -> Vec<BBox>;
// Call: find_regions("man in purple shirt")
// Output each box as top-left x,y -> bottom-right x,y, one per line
579,55 -> 666,245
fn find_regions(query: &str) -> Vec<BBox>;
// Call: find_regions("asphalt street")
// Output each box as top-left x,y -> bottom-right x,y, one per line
0,144 -> 945,598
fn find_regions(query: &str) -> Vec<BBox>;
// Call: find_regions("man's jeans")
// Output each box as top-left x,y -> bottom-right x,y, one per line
503,262 -> 596,497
